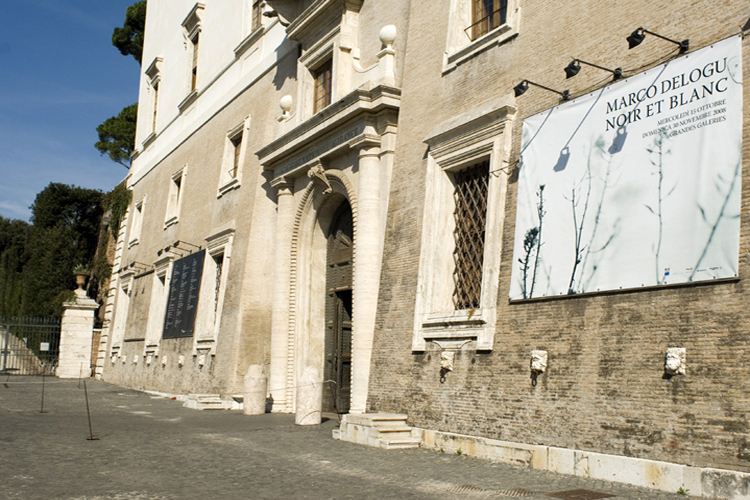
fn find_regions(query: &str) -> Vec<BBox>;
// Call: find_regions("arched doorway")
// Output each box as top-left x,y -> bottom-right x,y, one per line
323,201 -> 353,413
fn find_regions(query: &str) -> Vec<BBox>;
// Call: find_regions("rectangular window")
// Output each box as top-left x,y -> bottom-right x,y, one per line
152,81 -> 159,132
230,133 -> 243,179
412,101 -> 513,351
110,274 -> 133,353
144,57 -> 163,141
251,0 -> 262,31
218,119 -> 248,197
144,257 -> 172,357
452,160 -> 490,310
174,176 -> 182,205
165,168 -> 186,227
180,4 -> 203,100
191,33 -> 199,91
313,58 -> 333,113
213,253 -> 224,315
193,228 -> 234,355
129,198 -> 145,248
470,0 -> 508,41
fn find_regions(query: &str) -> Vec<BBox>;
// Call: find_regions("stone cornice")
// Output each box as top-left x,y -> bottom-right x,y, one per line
286,0 -> 363,41
256,85 -> 400,173
424,95 -> 516,149
181,3 -> 205,34
145,57 -> 163,81
63,297 -> 99,310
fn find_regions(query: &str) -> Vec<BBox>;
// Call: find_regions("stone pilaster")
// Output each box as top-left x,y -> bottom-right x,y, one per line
350,142 -> 383,413
269,179 -> 294,412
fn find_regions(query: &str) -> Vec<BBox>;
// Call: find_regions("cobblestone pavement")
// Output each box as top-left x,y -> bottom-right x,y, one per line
0,377 -> 694,500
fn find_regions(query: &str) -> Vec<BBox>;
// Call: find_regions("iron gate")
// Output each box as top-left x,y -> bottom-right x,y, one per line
0,317 -> 61,375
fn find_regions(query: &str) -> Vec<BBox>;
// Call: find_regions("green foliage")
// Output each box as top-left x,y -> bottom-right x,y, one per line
101,181 -> 133,238
22,184 -> 104,317
73,263 -> 90,274
0,217 -> 31,317
52,290 -> 78,317
677,486 -> 689,496
98,2 -> 144,168
92,253 -> 113,288
0,184 -> 107,318
95,103 -> 137,168
30,183 -> 103,254
456,448 -> 463,456
112,1 -> 146,64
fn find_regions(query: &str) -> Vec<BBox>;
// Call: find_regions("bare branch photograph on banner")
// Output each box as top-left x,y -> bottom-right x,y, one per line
510,35 -> 742,300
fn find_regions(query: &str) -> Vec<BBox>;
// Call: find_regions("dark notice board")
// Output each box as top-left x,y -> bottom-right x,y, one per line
162,250 -> 205,339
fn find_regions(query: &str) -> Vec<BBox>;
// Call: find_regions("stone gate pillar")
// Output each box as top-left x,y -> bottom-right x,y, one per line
57,282 -> 98,379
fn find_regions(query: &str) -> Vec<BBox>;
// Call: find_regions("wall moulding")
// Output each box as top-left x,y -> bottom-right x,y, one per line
284,0 -> 363,42
257,85 -> 400,181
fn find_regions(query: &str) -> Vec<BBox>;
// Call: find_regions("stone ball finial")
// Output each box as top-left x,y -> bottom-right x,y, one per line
379,25 -> 397,47
279,95 -> 293,113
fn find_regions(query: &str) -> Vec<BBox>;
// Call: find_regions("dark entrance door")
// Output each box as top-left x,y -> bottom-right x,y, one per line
323,202 -> 353,414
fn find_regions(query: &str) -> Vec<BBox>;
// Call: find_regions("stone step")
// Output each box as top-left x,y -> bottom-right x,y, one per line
380,438 -> 421,450
184,393 -> 233,410
376,426 -> 413,433
376,428 -> 414,440
336,413 -> 422,450
370,413 -> 408,422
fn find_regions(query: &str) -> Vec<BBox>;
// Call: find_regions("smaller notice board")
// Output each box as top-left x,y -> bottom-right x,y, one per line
163,250 -> 205,339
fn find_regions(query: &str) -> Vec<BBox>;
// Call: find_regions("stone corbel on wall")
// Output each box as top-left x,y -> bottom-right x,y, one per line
307,161 -> 333,194
432,340 -> 472,383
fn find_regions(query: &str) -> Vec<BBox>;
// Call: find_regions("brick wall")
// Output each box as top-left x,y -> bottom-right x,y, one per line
368,0 -> 750,472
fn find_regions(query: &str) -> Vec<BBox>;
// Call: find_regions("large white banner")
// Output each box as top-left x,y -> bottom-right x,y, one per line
510,36 -> 743,300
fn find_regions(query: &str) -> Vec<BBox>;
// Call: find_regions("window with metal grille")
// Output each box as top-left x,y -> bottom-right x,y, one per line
452,160 -> 490,310
313,58 -> 332,113
468,0 -> 508,41
191,33 -> 199,91
251,0 -> 262,31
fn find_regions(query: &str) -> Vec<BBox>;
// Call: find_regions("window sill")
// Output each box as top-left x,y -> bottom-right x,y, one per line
234,26 -> 265,59
423,309 -> 486,327
178,90 -> 199,113
217,177 -> 240,198
142,132 -> 157,149
444,24 -> 518,74
194,337 -> 216,355
164,216 -> 179,229
144,342 -> 160,356
413,307 -> 495,350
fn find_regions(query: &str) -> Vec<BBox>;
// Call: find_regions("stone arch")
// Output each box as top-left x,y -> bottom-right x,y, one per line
284,170 -> 357,407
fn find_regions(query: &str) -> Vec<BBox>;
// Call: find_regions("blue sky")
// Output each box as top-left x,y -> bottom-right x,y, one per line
0,0 -> 141,221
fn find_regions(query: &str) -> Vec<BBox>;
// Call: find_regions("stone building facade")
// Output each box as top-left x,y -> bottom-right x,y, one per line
99,0 -> 750,495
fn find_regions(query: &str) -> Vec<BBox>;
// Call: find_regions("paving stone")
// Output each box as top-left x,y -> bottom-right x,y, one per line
0,377 -> 692,500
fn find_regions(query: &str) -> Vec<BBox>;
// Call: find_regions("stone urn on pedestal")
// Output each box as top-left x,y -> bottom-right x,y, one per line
73,264 -> 89,298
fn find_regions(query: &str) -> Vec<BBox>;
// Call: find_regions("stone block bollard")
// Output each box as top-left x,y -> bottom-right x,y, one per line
295,366 -> 322,425
243,364 -> 267,415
